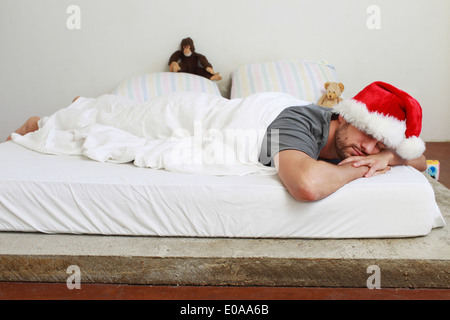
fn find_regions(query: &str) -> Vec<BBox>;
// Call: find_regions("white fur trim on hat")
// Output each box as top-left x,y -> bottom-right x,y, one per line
396,136 -> 426,160
333,99 -> 406,148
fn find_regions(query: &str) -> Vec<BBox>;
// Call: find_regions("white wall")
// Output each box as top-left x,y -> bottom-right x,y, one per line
1,0 -> 449,141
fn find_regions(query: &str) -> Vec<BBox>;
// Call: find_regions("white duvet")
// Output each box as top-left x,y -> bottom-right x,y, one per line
12,92 -> 310,175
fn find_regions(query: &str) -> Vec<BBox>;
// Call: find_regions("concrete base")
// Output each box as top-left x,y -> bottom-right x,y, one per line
0,175 -> 449,289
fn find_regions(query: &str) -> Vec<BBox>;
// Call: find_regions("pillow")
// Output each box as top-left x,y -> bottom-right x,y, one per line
230,60 -> 339,102
111,72 -> 222,102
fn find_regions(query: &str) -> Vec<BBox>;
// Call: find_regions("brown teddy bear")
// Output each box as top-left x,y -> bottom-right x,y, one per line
317,82 -> 345,108
168,37 -> 222,81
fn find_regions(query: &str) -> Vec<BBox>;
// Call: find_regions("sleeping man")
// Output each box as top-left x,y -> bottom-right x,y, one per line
259,81 -> 427,201
6,81 -> 427,202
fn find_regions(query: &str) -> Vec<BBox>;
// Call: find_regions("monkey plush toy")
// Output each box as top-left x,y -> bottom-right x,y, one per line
168,37 -> 222,81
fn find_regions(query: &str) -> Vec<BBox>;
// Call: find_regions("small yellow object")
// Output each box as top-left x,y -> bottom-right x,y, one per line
426,160 -> 440,180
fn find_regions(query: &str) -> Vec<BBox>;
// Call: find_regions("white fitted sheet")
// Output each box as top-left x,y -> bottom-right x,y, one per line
0,141 -> 445,238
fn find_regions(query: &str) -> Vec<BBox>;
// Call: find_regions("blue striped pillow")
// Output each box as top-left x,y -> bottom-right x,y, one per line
111,72 -> 222,102
230,60 -> 338,102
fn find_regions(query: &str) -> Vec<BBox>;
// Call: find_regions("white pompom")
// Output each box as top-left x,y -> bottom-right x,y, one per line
396,136 -> 426,160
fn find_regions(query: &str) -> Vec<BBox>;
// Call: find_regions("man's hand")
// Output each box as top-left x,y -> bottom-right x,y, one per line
338,148 -> 427,177
338,150 -> 393,178
206,67 -> 215,75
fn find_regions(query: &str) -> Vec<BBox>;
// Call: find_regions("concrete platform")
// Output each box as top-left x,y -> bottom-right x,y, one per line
0,174 -> 448,289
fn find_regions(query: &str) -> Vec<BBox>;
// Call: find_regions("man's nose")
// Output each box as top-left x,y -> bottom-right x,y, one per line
362,138 -> 380,155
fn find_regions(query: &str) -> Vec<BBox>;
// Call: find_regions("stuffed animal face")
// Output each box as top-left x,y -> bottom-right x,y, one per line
181,37 -> 195,56
325,82 -> 345,100
183,45 -> 192,56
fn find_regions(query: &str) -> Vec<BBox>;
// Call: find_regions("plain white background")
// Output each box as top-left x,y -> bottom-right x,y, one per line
1,0 -> 449,142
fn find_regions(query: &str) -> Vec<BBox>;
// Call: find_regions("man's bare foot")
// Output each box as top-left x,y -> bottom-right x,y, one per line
6,116 -> 41,141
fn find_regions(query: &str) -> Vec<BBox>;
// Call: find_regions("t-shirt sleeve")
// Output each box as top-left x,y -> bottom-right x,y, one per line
259,105 -> 331,167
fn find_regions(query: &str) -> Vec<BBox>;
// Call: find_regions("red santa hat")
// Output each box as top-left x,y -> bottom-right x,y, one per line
333,81 -> 425,160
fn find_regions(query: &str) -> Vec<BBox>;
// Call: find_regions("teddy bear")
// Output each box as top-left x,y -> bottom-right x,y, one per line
317,82 -> 345,108
168,37 -> 222,81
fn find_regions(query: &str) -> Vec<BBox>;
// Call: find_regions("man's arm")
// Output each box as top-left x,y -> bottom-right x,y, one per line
275,150 -> 373,202
386,150 -> 427,171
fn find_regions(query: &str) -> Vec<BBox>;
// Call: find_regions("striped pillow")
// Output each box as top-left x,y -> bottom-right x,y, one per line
230,60 -> 338,102
111,72 -> 222,102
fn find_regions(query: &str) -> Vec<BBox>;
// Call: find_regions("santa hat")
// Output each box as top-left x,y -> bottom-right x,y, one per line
333,81 -> 425,160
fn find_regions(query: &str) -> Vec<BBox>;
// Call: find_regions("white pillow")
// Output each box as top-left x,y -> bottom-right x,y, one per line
230,60 -> 339,103
111,72 -> 222,102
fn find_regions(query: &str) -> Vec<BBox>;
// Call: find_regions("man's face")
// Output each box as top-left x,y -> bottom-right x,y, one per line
335,118 -> 386,160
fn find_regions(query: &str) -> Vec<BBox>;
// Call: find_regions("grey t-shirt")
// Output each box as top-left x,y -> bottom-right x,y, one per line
259,104 -> 333,167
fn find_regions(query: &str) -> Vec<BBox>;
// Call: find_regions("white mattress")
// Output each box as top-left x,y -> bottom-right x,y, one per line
0,141 -> 445,238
